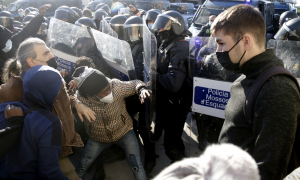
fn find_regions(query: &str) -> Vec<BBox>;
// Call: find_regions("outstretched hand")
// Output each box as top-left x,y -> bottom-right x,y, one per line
39,4 -> 51,17
139,89 -> 152,104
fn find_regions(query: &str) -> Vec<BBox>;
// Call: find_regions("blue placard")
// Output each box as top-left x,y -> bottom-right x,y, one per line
194,86 -> 230,110
56,57 -> 75,74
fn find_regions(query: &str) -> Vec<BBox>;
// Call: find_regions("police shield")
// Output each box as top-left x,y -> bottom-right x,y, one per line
90,28 -> 136,80
100,17 -> 118,38
267,39 -> 300,82
143,22 -> 157,142
190,36 -> 241,119
47,18 -> 95,73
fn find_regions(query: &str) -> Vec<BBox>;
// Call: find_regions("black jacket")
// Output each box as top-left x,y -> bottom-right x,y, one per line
157,36 -> 189,98
219,49 -> 300,180
0,15 -> 44,81
130,42 -> 144,81
197,23 -> 211,37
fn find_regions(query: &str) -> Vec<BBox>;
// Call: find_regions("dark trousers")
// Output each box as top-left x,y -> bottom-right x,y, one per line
155,95 -> 188,156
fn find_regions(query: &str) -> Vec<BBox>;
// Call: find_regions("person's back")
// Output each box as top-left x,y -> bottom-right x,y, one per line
211,5 -> 300,180
1,65 -> 68,179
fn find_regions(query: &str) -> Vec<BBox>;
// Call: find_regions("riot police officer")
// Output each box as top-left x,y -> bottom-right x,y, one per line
152,11 -> 191,163
75,17 -> 97,29
54,6 -> 80,24
144,9 -> 162,46
274,17 -> 300,78
71,7 -> 83,17
109,15 -> 127,39
22,14 -> 48,42
0,11 -> 14,32
123,16 -> 157,174
279,11 -> 298,28
93,9 -> 108,30
96,4 -> 111,16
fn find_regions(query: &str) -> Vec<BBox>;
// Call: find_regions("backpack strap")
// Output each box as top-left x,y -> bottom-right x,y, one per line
244,66 -> 300,124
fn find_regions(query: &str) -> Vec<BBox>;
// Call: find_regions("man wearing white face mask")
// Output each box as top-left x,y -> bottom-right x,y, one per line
70,66 -> 150,180
197,14 -> 216,37
14,9 -> 25,22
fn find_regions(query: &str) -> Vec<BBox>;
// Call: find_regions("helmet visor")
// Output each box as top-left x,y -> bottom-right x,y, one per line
152,14 -> 181,31
124,25 -> 142,42
54,9 -> 69,21
0,17 -> 14,28
274,23 -> 300,40
110,24 -> 124,37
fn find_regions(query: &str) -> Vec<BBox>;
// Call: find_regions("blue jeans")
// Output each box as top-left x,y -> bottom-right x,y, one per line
76,130 -> 146,180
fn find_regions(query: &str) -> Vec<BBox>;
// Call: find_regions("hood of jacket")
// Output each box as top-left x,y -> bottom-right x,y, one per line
22,65 -> 63,111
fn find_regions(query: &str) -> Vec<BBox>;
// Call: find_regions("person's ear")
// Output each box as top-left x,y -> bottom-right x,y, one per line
26,57 -> 35,68
243,34 -> 251,51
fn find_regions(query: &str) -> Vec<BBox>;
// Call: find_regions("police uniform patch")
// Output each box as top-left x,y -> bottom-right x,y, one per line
206,29 -> 210,34
293,63 -> 299,71
161,56 -> 164,63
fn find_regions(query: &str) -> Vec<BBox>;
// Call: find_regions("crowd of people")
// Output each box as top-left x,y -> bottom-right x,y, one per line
0,1 -> 299,180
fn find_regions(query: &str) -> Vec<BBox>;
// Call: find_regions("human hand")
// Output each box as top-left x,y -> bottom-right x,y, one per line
75,102 -> 96,122
69,80 -> 77,90
139,89 -> 152,104
129,5 -> 136,12
60,69 -> 68,77
39,4 -> 51,17
5,104 -> 24,119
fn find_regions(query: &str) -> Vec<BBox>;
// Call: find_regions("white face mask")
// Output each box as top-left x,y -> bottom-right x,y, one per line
2,39 -> 12,53
99,92 -> 114,103
147,23 -> 153,29
19,12 -> 24,16
209,21 -> 213,26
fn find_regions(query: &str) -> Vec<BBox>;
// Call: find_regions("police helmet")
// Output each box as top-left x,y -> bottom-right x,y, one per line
279,11 -> 298,27
24,8 -> 31,16
97,0 -> 113,8
100,5 -> 111,15
22,14 -> 35,25
75,17 -> 97,29
54,6 -> 80,24
111,2 -> 126,17
275,17 -> 300,41
152,10 -> 186,36
145,9 -> 161,23
104,17 -> 112,23
123,16 -> 143,42
94,9 -> 108,20
0,11 -> 14,31
95,3 -> 106,11
274,14 -> 280,20
110,15 -> 127,38
71,7 -> 83,17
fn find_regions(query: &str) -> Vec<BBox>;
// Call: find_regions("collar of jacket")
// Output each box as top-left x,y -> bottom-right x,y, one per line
235,48 -> 284,77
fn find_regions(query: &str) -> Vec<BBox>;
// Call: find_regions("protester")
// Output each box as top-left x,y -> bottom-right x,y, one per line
211,5 -> 300,180
0,65 -> 74,180
14,9 -> 24,22
70,66 -> 150,180
154,144 -> 260,180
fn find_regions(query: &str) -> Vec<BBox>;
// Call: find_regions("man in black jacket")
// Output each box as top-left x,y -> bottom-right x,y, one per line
211,5 -> 300,180
0,5 -> 50,84
197,15 -> 216,37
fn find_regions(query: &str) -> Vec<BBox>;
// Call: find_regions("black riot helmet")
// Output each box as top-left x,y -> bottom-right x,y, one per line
110,15 -> 127,38
100,5 -> 111,15
145,9 -> 161,22
274,14 -> 280,20
104,17 -> 111,23
275,17 -> 300,41
95,3 -> 105,11
152,10 -> 186,36
71,7 -> 83,17
0,11 -> 14,31
94,9 -> 108,20
24,8 -> 31,16
97,0 -> 113,8
22,14 -> 35,25
75,17 -> 97,29
54,6 -> 80,24
279,11 -> 298,27
123,16 -> 143,42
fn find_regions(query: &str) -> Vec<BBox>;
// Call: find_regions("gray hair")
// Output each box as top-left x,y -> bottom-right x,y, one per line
154,144 -> 260,180
16,38 -> 46,77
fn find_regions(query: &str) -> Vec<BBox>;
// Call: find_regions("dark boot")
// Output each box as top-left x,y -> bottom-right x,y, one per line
93,162 -> 106,180
103,144 -> 126,164
166,148 -> 187,164
196,113 -> 210,151
144,154 -> 158,175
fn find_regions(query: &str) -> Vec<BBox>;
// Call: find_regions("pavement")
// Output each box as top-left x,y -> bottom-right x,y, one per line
68,112 -> 202,180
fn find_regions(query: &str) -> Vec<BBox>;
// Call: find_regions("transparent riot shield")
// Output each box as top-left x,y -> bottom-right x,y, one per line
100,17 -> 118,38
90,28 -> 136,80
143,22 -> 157,142
267,39 -> 300,83
47,18 -> 95,74
191,36 -> 241,119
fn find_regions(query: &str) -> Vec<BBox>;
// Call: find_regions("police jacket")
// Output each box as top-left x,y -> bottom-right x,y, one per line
131,41 -> 144,81
157,36 -> 189,98
0,15 -> 44,83
197,23 -> 211,37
